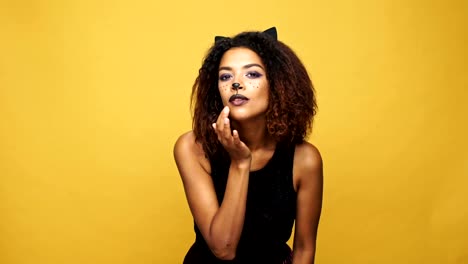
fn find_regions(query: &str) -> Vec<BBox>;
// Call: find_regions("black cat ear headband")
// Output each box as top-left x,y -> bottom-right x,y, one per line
214,27 -> 277,43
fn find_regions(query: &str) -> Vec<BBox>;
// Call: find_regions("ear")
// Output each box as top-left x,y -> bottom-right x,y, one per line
215,36 -> 229,43
263,27 -> 277,40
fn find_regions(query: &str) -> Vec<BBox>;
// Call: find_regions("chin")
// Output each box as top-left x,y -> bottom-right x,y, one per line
229,109 -> 265,122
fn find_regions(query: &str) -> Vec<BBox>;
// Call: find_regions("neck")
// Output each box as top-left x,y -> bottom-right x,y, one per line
231,119 -> 276,151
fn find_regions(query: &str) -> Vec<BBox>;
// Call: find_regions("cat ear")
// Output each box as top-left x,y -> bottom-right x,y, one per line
263,27 -> 277,40
215,27 -> 277,43
214,36 -> 229,43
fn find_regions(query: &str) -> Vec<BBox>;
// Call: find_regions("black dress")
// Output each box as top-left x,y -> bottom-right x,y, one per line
184,143 -> 297,264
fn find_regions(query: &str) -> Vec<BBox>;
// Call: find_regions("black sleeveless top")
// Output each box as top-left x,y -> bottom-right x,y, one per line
184,143 -> 297,264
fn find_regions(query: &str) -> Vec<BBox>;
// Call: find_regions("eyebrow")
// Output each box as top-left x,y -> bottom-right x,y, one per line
219,63 -> 265,72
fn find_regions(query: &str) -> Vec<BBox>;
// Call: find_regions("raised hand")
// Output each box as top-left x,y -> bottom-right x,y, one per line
212,106 -> 252,163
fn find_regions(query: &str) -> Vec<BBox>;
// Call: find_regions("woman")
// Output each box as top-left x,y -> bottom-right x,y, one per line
174,27 -> 323,264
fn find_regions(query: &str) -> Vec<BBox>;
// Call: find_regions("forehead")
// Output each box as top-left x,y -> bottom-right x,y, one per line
219,47 -> 264,68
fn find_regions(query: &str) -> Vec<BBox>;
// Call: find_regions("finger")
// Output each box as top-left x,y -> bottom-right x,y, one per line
216,106 -> 229,134
219,107 -> 230,139
223,116 -> 232,140
232,130 -> 241,145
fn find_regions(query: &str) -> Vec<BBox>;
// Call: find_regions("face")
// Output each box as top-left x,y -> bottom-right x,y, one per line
218,47 -> 269,122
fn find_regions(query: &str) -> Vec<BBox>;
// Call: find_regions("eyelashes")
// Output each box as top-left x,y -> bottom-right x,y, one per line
246,72 -> 263,78
218,71 -> 263,82
219,73 -> 232,81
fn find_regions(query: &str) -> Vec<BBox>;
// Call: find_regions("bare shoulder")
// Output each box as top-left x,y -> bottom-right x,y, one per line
173,131 -> 210,174
174,131 -> 199,154
294,141 -> 322,171
293,141 -> 323,190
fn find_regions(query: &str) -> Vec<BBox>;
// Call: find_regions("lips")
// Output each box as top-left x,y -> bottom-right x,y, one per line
229,94 -> 249,106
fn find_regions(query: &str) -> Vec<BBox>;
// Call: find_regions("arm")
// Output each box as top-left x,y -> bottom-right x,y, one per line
174,107 -> 251,260
292,143 -> 323,264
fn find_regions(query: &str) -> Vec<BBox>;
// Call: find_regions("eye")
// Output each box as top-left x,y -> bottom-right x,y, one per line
219,73 -> 233,81
246,71 -> 263,79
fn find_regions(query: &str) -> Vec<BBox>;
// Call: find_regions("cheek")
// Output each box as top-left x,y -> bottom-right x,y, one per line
218,83 -> 229,93
218,83 -> 230,102
247,80 -> 265,90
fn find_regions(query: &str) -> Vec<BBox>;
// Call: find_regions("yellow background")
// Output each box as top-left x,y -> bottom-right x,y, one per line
1,0 -> 467,263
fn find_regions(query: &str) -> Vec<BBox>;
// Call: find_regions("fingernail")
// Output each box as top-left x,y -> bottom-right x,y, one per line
224,106 -> 229,113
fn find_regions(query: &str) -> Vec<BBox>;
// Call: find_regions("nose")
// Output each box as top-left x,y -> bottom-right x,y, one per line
232,82 -> 243,91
